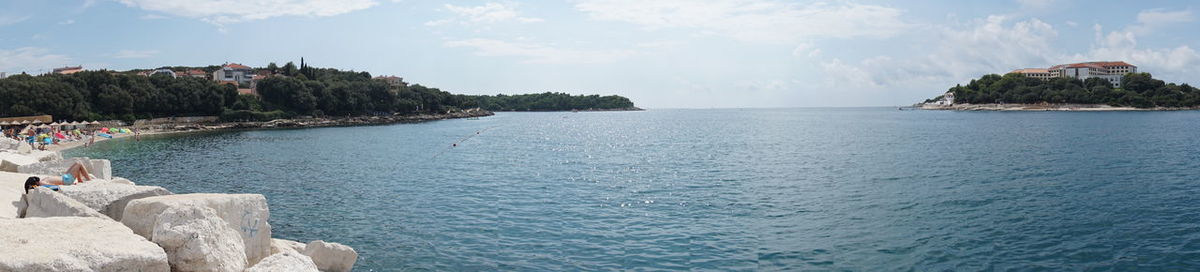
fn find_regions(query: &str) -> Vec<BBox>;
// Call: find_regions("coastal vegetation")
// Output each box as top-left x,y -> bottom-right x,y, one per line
470,92 -> 636,111
941,72 -> 1200,108
0,62 -> 638,121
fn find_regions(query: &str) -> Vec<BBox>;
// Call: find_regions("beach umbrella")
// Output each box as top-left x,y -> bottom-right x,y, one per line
0,121 -> 9,126
49,122 -> 60,126
90,121 -> 100,125
32,120 -> 42,124
20,120 -> 30,124
39,124 -> 50,129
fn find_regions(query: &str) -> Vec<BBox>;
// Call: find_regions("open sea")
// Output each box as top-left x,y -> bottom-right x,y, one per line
67,108 -> 1200,271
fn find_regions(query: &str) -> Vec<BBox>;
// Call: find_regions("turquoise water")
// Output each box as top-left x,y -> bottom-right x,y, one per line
68,109 -> 1200,271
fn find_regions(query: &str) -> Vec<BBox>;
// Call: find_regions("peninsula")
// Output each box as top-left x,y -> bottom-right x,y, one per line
0,60 -> 640,125
920,61 -> 1200,111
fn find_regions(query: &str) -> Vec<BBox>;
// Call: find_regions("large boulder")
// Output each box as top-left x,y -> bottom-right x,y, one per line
57,182 -> 172,220
17,157 -> 112,180
152,205 -> 247,272
0,152 -> 37,172
245,251 -> 319,272
22,186 -> 109,219
0,138 -> 18,150
25,150 -> 62,162
303,240 -> 358,272
0,217 -> 170,272
0,171 -> 29,218
122,193 -> 272,265
271,238 -> 308,255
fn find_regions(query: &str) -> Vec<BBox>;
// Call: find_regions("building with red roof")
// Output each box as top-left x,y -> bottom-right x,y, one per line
213,63 -> 255,86
1011,61 -> 1137,88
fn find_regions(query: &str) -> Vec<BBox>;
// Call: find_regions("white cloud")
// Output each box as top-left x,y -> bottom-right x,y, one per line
111,49 -> 160,59
574,0 -> 909,44
115,0 -> 377,25
59,19 -> 76,25
0,15 -> 31,27
0,47 -> 71,74
1127,9 -> 1193,34
140,14 -> 168,20
444,38 -> 635,64
1077,24 -> 1200,82
820,16 -> 1060,89
426,2 -> 543,26
1016,0 -> 1057,9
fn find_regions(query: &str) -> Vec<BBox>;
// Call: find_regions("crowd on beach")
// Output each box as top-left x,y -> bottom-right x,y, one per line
2,124 -> 140,150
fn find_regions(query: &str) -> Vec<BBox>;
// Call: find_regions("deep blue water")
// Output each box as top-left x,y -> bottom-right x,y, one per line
67,108 -> 1200,271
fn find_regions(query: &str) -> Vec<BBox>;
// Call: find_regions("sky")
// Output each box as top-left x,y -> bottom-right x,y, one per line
0,0 -> 1198,108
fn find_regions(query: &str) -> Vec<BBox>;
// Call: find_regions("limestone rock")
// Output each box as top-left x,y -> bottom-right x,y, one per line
111,176 -> 136,185
0,217 -> 170,272
271,238 -> 308,255
0,152 -> 37,172
245,251 -> 319,272
22,186 -> 109,219
122,193 -> 272,265
17,157 -> 112,180
58,182 -> 172,221
0,171 -> 28,219
303,240 -> 358,272
25,150 -> 62,162
0,138 -> 18,150
152,205 -> 247,272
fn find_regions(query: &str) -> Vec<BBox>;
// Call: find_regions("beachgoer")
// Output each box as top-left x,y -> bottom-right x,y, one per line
21,162 -> 94,192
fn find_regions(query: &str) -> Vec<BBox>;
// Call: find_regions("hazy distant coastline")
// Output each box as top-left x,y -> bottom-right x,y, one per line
919,103 -> 1200,111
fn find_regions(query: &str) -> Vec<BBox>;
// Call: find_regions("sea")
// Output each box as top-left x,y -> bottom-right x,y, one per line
66,108 -> 1200,271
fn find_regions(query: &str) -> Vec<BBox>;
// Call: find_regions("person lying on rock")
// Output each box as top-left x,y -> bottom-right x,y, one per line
22,162 -> 95,193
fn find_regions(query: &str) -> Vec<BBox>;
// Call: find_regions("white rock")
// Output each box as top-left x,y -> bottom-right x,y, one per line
122,193 -> 272,265
302,240 -> 358,272
152,205 -> 247,272
22,186 -> 110,219
17,157 -> 112,180
15,142 -> 32,153
271,238 -> 308,255
0,152 -> 37,172
0,171 -> 29,218
58,182 -> 172,221
25,150 -> 62,162
245,251 -> 320,272
111,176 -> 136,185
0,217 -> 170,272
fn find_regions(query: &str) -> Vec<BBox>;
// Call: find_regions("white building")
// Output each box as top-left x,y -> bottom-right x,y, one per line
213,63 -> 254,86
930,91 -> 955,106
150,68 -> 177,78
1047,61 -> 1136,88
1010,61 -> 1137,88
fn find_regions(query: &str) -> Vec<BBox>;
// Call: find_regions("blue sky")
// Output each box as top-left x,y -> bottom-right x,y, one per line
1,0 -> 1197,108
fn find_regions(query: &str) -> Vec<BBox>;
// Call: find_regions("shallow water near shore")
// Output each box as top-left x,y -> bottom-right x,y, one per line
68,108 -> 1200,270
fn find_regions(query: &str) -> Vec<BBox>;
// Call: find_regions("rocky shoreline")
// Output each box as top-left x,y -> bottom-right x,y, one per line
919,103 -> 1200,111
1,136 -> 364,271
167,108 -> 496,132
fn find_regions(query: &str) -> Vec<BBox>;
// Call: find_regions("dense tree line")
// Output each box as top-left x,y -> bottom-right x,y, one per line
0,71 -> 236,121
945,72 -> 1200,108
470,92 -> 635,111
1,62 -> 638,121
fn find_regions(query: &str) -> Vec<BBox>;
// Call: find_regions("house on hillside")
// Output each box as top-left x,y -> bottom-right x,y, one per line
374,75 -> 406,87
213,63 -> 254,86
183,69 -> 208,79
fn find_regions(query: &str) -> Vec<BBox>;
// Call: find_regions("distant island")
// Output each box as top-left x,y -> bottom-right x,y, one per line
921,61 -> 1200,110
0,60 -> 639,122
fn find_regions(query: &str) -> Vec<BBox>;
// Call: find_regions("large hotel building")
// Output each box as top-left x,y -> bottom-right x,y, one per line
1009,61 -> 1137,88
